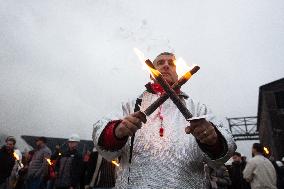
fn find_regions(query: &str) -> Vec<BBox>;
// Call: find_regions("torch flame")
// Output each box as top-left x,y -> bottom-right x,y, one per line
133,48 -> 154,75
13,152 -> 19,161
175,57 -> 192,79
111,160 -> 120,167
133,48 -> 196,80
263,147 -> 269,155
45,158 -> 52,165
133,48 -> 146,64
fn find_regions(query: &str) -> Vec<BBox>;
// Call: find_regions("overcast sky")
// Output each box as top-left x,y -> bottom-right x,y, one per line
0,0 -> 283,155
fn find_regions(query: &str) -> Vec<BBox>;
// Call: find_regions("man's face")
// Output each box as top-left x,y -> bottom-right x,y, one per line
6,141 -> 15,150
252,147 -> 256,157
153,54 -> 178,85
68,141 -> 78,150
232,155 -> 241,162
36,140 -> 43,147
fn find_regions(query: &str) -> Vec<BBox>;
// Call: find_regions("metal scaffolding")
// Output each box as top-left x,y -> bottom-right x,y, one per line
227,116 -> 259,141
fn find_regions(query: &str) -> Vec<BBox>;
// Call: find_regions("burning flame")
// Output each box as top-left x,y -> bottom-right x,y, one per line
133,48 -> 154,75
13,152 -> 20,161
175,57 -> 192,79
263,147 -> 269,155
134,48 -> 194,79
111,160 -> 120,167
45,158 -> 52,165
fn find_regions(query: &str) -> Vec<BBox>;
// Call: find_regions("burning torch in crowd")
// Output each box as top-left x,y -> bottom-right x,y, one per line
13,151 -> 23,169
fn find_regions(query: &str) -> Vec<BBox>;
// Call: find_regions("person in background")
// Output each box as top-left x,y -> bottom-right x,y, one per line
47,144 -> 62,189
243,143 -> 277,189
55,134 -> 83,189
15,150 -> 34,189
25,136 -> 52,189
84,148 -> 116,189
0,137 -> 16,189
228,152 -> 250,189
209,164 -> 231,189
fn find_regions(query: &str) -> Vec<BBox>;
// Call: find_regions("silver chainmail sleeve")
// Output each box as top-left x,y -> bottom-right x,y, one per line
92,91 -> 236,188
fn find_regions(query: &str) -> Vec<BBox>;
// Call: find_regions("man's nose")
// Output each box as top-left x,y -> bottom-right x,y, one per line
162,61 -> 170,70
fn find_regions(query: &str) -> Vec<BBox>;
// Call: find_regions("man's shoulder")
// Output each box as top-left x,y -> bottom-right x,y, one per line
42,145 -> 52,154
249,155 -> 265,163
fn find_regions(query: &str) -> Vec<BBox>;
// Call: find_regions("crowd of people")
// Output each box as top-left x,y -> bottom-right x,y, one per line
206,143 -> 284,189
1,135 -> 283,189
0,135 -> 116,189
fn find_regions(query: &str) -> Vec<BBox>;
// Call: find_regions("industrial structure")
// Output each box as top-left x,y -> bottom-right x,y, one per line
227,78 -> 284,160
257,78 -> 284,160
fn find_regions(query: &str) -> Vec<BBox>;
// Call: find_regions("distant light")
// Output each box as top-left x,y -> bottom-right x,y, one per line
263,147 -> 269,155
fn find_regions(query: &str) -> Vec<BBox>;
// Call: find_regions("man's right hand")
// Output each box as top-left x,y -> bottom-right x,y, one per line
115,112 -> 146,139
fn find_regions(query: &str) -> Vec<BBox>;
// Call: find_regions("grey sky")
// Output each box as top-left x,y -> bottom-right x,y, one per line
0,0 -> 283,155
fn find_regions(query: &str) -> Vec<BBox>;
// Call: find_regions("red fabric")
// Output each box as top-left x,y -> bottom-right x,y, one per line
150,83 -> 180,95
100,120 -> 128,150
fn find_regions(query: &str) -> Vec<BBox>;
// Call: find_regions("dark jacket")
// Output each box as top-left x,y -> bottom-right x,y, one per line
0,146 -> 15,184
228,161 -> 250,189
210,165 -> 231,189
55,149 -> 83,188
27,144 -> 51,179
84,151 -> 116,188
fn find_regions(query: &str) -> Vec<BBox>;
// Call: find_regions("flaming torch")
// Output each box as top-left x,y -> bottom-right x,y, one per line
111,160 -> 120,167
45,158 -> 53,166
133,48 -> 200,120
13,152 -> 23,168
144,59 -> 194,120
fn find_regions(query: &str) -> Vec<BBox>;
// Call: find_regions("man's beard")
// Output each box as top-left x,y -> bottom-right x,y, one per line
252,153 -> 255,157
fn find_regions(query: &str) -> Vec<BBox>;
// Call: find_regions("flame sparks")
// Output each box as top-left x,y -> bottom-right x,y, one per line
45,158 -> 52,165
13,152 -> 19,161
111,160 -> 120,167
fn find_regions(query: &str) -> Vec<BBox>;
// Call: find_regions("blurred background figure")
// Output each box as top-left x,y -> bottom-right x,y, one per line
84,147 -> 116,189
46,144 -> 62,189
205,164 -> 231,189
25,136 -> 51,189
0,137 -> 16,189
14,150 -> 34,189
228,152 -> 250,189
243,143 -> 277,189
55,134 -> 83,189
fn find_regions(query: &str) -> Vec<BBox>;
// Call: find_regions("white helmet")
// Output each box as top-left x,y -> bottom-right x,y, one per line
282,157 -> 284,162
68,134 -> 80,142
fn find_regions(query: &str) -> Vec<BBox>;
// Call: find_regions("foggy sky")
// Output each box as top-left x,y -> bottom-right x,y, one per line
0,0 -> 284,155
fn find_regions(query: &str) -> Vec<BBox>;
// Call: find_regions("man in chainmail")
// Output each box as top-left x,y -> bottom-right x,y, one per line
92,52 -> 236,188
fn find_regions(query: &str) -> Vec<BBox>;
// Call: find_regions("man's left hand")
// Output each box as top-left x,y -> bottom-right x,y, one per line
185,118 -> 217,146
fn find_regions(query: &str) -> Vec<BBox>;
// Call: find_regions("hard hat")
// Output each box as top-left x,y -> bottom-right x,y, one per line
68,134 -> 80,142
